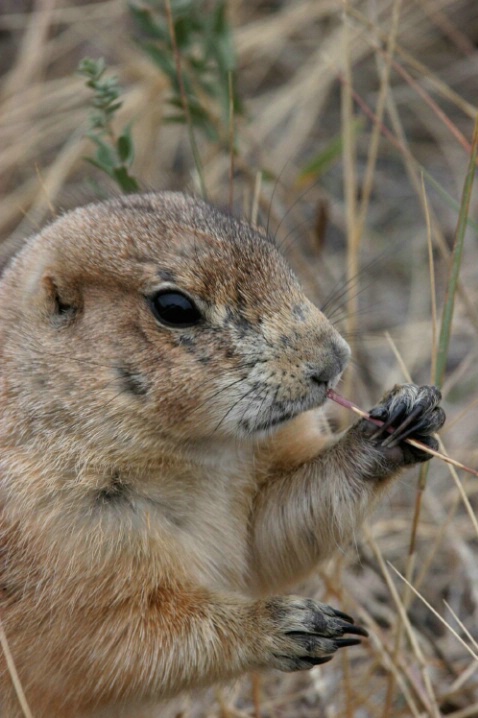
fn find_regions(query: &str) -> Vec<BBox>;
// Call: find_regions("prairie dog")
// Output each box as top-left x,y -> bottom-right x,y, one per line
0,192 -> 445,717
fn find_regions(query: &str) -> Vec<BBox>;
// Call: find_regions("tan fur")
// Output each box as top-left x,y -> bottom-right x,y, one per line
0,192 -> 439,717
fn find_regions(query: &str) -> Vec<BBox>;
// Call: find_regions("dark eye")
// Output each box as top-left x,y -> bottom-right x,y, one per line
149,291 -> 202,328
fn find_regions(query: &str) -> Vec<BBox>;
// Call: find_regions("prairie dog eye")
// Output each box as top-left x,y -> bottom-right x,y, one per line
149,291 -> 202,328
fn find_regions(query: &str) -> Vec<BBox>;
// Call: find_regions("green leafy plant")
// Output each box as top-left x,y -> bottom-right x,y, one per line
129,0 -> 242,143
77,57 -> 140,193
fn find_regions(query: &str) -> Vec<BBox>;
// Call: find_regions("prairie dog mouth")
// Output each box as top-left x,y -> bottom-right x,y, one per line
241,384 -> 329,435
251,411 -> 296,433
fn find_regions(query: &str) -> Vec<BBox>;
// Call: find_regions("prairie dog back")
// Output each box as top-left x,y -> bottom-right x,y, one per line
0,192 -> 444,717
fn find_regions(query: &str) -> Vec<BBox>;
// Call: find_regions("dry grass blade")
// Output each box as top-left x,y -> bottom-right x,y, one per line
365,530 -> 441,716
340,0 -> 360,376
388,563 -> 478,663
0,617 -> 34,718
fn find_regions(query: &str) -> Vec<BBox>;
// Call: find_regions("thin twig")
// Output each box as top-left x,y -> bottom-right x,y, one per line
327,389 -> 478,478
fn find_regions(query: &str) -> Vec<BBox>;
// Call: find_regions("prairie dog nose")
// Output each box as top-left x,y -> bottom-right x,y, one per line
308,337 -> 351,386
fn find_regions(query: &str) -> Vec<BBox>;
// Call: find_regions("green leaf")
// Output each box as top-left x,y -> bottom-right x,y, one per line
163,114 -> 187,124
113,166 -> 140,193
171,0 -> 197,17
96,146 -> 117,171
78,55 -> 140,196
140,42 -> 176,80
128,3 -> 167,41
78,57 -> 106,82
207,1 -> 235,73
84,156 -> 113,175
117,127 -> 135,165
88,135 -> 117,170
174,16 -> 194,49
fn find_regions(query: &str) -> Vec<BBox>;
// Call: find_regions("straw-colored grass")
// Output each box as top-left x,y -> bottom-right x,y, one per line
1,1 -> 478,716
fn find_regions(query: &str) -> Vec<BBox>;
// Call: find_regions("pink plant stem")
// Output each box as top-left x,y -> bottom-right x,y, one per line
327,389 -> 478,479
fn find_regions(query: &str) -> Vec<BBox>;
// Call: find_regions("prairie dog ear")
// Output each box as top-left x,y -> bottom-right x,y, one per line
26,268 -> 83,323
41,274 -> 82,321
17,243 -> 82,322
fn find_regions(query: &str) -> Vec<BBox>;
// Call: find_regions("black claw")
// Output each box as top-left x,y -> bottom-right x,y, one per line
381,405 -> 424,447
370,405 -> 407,440
332,608 -> 354,624
370,426 -> 389,441
369,406 -> 387,421
382,410 -> 444,449
370,418 -> 395,441
335,638 -> 362,650
367,385 -> 444,452
341,623 -> 369,638
381,435 -> 403,449
381,407 -> 440,448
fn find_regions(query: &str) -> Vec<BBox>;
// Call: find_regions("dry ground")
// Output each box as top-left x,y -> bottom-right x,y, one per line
1,1 -> 478,716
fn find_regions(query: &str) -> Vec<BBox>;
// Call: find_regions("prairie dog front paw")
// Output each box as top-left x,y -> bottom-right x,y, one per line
253,596 -> 367,672
360,383 -> 445,466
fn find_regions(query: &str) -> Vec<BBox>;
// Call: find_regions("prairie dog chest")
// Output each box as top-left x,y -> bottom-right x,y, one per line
136,456 -> 256,592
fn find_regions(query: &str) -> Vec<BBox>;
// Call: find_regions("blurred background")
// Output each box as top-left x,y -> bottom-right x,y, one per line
1,1 -> 478,716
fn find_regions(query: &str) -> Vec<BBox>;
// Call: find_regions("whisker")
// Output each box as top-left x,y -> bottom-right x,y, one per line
213,382 -> 263,435
15,338 -> 116,371
276,215 -> 315,256
186,356 -> 269,405
320,248 -> 394,316
252,391 -> 272,433
191,375 -> 250,415
266,158 -> 293,237
272,175 -> 325,247
325,285 -> 384,326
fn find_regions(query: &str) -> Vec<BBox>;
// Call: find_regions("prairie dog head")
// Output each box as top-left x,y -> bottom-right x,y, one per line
0,192 -> 350,459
